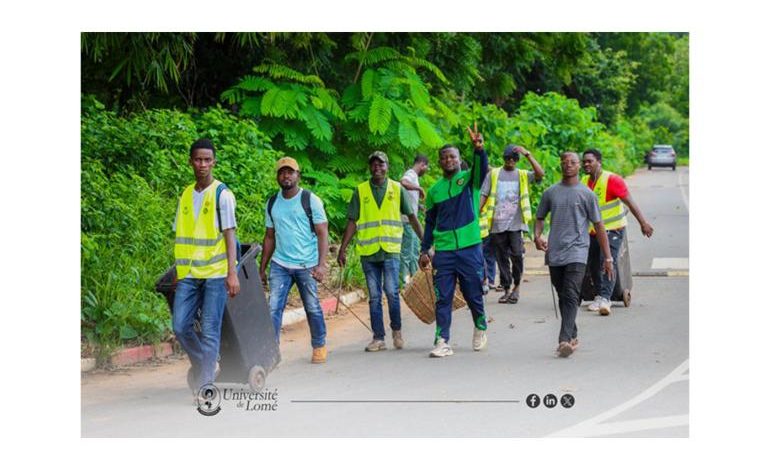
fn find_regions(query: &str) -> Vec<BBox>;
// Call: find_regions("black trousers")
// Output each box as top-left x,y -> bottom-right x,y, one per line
549,263 -> 586,344
491,230 -> 524,290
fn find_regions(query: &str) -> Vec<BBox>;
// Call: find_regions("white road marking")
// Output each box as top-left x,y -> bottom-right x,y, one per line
651,257 -> 689,270
574,415 -> 689,437
678,169 -> 689,212
549,359 -> 689,437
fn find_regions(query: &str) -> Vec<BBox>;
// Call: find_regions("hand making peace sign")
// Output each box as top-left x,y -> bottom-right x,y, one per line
466,121 -> 484,150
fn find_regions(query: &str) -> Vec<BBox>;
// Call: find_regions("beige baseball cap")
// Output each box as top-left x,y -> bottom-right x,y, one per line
275,156 -> 300,172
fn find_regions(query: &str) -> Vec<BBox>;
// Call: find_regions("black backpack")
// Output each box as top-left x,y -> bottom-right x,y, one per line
267,189 -> 317,235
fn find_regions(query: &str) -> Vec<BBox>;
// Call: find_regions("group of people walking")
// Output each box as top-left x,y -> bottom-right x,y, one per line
171,127 -> 653,391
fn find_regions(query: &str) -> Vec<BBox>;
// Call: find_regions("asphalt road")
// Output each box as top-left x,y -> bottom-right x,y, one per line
81,166 -> 689,437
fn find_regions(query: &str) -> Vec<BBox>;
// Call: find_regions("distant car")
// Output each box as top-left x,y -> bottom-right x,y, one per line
646,145 -> 677,170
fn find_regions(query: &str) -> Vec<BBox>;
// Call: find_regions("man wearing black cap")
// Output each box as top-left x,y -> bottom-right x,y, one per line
338,151 -> 424,352
479,145 -> 544,304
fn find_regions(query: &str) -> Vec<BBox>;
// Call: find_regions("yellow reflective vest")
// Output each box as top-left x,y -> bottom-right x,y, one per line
480,167 -> 532,239
174,180 -> 229,279
355,179 -> 404,256
582,170 -> 627,233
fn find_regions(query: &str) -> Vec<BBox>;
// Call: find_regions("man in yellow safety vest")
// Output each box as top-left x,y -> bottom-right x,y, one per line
581,148 -> 654,315
338,151 -> 424,352
479,167 -> 497,296
172,138 -> 240,397
479,144 -> 544,304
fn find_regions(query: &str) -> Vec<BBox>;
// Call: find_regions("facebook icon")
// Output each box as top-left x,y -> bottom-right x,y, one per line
526,394 -> 541,408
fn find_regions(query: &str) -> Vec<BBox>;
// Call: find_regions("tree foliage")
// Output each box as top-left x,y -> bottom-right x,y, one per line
81,32 -> 689,350
81,100 -> 280,348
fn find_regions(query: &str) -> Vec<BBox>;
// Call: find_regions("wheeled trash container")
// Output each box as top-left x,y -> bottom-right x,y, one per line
156,243 -> 279,391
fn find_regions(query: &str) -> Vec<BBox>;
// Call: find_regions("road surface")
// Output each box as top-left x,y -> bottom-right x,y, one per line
82,166 -> 689,437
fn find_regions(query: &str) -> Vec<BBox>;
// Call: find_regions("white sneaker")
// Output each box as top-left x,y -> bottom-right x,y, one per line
472,328 -> 487,351
365,339 -> 387,352
587,295 -> 602,311
599,298 -> 612,316
429,338 -> 454,358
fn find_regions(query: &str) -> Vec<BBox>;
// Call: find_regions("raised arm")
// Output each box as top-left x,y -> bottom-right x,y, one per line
513,146 -> 545,182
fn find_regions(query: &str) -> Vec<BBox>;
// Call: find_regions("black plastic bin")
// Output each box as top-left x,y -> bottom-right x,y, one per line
580,234 -> 633,307
155,243 -> 280,391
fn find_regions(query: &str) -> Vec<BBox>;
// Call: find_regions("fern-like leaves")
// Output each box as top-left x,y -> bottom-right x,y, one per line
398,120 -> 421,149
415,117 -> 443,148
302,106 -> 333,142
369,94 -> 393,135
252,64 -> 325,87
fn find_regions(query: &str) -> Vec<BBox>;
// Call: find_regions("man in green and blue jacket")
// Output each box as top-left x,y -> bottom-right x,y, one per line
419,124 -> 488,358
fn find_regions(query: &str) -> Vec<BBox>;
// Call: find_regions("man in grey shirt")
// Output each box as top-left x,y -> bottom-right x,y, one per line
534,151 -> 613,358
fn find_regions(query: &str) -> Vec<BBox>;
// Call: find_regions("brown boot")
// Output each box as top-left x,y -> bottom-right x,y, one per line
557,341 -> 574,358
311,346 -> 327,364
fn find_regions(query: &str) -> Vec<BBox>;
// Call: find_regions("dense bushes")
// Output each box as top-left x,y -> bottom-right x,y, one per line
81,86 -> 670,351
81,100 -> 281,350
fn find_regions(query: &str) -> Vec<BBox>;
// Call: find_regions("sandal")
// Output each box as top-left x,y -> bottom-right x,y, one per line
498,291 -> 511,303
507,290 -> 520,304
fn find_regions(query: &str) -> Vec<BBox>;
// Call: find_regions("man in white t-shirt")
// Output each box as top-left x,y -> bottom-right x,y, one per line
172,138 -> 240,399
399,154 -> 429,284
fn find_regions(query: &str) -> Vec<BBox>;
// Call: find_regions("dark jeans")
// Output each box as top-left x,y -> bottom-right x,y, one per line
433,245 -> 487,342
481,236 -> 496,284
549,263 -> 586,344
588,228 -> 625,300
362,258 -> 402,340
491,230 -> 524,290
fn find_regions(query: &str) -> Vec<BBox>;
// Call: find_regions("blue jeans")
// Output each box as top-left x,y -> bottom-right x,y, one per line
588,228 -> 625,300
172,277 -> 227,389
362,258 -> 402,340
269,261 -> 326,348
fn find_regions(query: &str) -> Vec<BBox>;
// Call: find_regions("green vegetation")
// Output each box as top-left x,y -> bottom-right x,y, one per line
81,32 -> 688,352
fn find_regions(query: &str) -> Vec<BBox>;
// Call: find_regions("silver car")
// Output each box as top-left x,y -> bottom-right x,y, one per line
646,145 -> 677,170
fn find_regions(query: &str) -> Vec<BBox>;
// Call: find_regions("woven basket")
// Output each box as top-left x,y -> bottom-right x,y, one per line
401,268 -> 467,324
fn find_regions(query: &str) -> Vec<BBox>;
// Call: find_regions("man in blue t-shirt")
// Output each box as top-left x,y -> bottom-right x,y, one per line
260,157 -> 330,364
